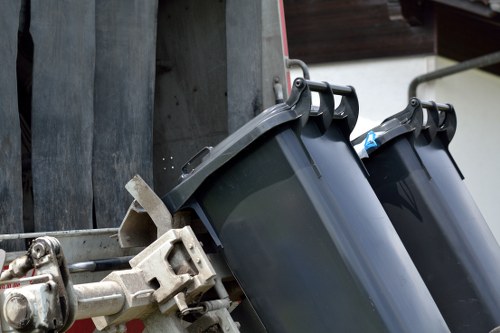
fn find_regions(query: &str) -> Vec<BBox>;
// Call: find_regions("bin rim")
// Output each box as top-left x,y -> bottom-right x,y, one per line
162,78 -> 313,212
162,78 -> 359,212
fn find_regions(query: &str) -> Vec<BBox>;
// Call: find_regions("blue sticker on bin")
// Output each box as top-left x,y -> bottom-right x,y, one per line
364,131 -> 378,150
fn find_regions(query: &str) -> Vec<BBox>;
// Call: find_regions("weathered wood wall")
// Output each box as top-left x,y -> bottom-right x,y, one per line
93,0 -> 157,228
0,0 -> 158,240
153,0 -> 288,195
1,0 -> 287,242
226,0 -> 262,134
153,0 -> 228,195
31,0 -> 96,231
0,1 -> 23,250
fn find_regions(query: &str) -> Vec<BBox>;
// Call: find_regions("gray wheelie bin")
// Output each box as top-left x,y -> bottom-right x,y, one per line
163,79 -> 449,333
353,99 -> 500,333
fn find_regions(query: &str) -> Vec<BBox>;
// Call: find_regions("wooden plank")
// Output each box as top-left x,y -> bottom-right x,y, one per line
93,0 -> 158,228
262,0 -> 288,107
226,0 -> 262,133
153,0 -> 227,195
31,0 -> 95,231
436,4 -> 500,76
283,0 -> 434,64
0,1 -> 23,250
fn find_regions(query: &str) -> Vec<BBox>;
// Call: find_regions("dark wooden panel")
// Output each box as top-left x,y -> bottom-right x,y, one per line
283,0 -> 434,64
226,0 -> 262,133
0,1 -> 23,250
436,4 -> 500,76
93,0 -> 158,228
153,0 -> 227,195
262,0 -> 288,107
31,0 -> 95,231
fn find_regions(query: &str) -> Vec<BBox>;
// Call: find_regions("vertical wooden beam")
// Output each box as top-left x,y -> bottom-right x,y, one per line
0,1 -> 23,250
262,0 -> 288,107
153,0 -> 227,195
31,0 -> 95,231
226,0 -> 262,133
93,0 -> 158,228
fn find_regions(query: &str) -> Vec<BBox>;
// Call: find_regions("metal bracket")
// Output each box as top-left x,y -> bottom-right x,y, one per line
92,226 -> 216,330
119,175 -> 173,248
187,308 -> 240,333
0,237 -> 75,332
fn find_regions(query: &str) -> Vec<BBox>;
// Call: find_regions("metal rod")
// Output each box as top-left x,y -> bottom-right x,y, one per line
409,50 -> 500,99
0,228 -> 118,241
305,80 -> 353,96
286,58 -> 311,80
68,256 -> 133,273
74,281 -> 125,320
213,277 -> 229,300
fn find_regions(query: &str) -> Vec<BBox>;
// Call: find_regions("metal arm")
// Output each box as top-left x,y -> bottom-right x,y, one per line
0,176 -> 240,333
0,228 -> 239,333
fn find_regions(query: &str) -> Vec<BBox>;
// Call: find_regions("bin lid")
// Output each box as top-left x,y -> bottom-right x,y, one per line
163,78 -> 359,212
163,79 -> 313,212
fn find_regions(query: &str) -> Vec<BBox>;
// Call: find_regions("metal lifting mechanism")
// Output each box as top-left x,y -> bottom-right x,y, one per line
0,176 -> 240,333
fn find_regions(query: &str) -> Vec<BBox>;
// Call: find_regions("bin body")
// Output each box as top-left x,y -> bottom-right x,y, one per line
356,101 -> 500,333
164,81 -> 449,333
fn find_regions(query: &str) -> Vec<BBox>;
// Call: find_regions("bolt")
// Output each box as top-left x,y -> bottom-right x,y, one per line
196,258 -> 201,264
31,242 -> 46,259
5,294 -> 32,330
294,79 -> 303,88
410,99 -> 417,106
188,244 -> 194,250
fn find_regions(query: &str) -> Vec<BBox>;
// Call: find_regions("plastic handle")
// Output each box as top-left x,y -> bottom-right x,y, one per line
181,146 -> 213,177
305,80 -> 353,96
420,101 -> 451,112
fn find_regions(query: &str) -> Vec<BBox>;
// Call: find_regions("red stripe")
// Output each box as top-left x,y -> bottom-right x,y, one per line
278,0 -> 289,57
278,0 -> 292,94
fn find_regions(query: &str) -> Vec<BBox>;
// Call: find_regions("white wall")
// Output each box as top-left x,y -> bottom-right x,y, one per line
291,55 -> 500,241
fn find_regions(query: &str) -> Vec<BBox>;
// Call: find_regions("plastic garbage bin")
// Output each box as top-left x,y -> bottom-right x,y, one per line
163,80 -> 449,333
353,99 -> 500,333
